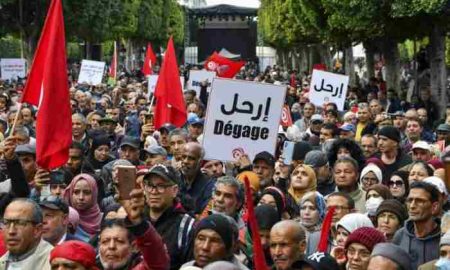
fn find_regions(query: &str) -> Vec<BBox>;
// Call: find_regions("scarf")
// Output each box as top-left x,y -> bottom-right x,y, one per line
64,174 -> 102,235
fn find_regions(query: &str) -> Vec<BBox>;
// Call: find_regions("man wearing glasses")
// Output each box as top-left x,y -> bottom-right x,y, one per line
142,164 -> 195,270
0,198 -> 53,269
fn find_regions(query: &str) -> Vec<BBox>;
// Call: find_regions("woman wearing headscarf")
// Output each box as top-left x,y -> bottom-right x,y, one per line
286,164 -> 317,218
387,170 -> 410,203
258,186 -> 289,219
85,135 -> 113,171
359,164 -> 383,191
365,184 -> 393,223
299,191 -> 326,237
64,173 -> 103,242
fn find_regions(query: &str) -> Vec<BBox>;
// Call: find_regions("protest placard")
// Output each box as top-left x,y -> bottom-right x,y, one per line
77,60 -> 105,85
309,70 -> 349,111
0,59 -> 26,81
187,70 -> 215,96
148,75 -> 184,96
202,78 -> 285,161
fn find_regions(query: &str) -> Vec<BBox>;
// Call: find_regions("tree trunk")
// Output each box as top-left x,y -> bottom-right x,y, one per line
363,41 -> 375,79
299,47 -> 309,74
382,39 -> 401,92
319,44 -> 332,71
429,23 -> 447,119
344,46 -> 356,87
309,45 -> 321,72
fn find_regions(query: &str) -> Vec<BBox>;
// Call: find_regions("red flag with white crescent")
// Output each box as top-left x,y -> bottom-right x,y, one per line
204,52 -> 245,78
280,105 -> 293,127
142,43 -> 157,76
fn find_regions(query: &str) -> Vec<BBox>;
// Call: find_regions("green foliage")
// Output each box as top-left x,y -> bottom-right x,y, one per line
0,35 -> 21,57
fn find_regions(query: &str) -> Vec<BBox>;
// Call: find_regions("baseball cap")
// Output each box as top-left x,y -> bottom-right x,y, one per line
120,136 -> 140,149
144,164 -> 179,185
340,123 -> 355,133
253,151 -> 276,167
144,145 -> 167,156
159,123 -> 176,133
423,176 -> 448,196
15,144 -> 36,155
311,114 -> 324,124
412,141 -> 431,151
292,252 -> 339,270
437,124 -> 450,133
304,150 -> 328,168
39,195 -> 69,214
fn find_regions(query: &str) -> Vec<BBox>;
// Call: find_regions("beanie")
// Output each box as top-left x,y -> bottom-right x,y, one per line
50,241 -> 98,270
194,214 -> 236,251
377,126 -> 401,143
376,199 -> 408,225
345,227 -> 386,251
371,243 -> 412,270
292,141 -> 313,161
91,135 -> 110,152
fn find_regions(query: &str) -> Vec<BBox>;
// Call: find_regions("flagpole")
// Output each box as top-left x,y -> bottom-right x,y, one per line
10,103 -> 22,137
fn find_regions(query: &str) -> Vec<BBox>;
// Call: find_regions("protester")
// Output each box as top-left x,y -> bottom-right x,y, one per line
367,243 -> 412,270
270,220 -> 306,270
49,240 -> 97,270
375,199 -> 408,241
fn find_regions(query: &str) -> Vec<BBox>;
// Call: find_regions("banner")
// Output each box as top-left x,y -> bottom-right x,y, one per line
202,78 -> 285,161
310,70 -> 349,111
187,70 -> 216,96
148,75 -> 184,95
1,59 -> 26,80
77,59 -> 105,85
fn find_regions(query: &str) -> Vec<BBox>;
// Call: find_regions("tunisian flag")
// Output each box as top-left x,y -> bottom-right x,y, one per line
21,0 -> 72,170
153,36 -> 186,129
204,52 -> 245,78
142,43 -> 157,76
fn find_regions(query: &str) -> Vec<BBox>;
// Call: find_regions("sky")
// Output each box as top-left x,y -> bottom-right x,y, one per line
206,0 -> 260,8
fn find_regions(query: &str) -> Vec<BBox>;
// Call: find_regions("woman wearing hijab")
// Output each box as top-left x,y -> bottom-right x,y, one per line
286,164 -> 317,217
360,164 -> 383,191
299,191 -> 326,237
85,135 -> 113,171
64,173 -> 103,242
258,186 -> 289,219
365,184 -> 393,224
387,170 -> 410,203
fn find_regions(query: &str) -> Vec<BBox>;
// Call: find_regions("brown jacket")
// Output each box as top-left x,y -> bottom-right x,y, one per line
418,260 -> 437,270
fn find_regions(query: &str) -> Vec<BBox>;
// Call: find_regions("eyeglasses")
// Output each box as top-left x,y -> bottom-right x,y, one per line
388,180 -> 404,187
361,177 -> 379,184
143,183 -> 174,193
2,218 -> 37,228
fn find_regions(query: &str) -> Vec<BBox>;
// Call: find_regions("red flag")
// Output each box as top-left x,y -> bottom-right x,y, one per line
21,0 -> 71,170
204,52 -> 245,78
280,105 -> 293,127
244,176 -> 269,270
153,37 -> 186,129
109,41 -> 117,80
313,63 -> 327,71
317,206 -> 335,252
142,43 -> 157,76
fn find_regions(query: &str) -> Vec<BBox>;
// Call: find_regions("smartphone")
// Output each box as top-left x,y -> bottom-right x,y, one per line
283,141 -> 295,165
116,165 -> 137,200
144,114 -> 154,125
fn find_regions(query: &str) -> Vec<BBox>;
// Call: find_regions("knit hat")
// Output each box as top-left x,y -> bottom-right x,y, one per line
194,214 -> 237,251
377,126 -> 401,143
375,199 -> 408,225
360,164 -> 383,184
292,141 -> 313,161
50,241 -> 98,270
236,171 -> 260,192
304,150 -> 328,168
91,135 -> 110,151
255,204 -> 280,231
441,231 -> 450,247
371,243 -> 412,270
345,227 -> 386,251
366,184 -> 393,200
337,213 -> 373,233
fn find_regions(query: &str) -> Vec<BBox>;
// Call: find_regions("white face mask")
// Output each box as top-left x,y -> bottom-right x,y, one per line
365,197 -> 384,216
435,258 -> 450,270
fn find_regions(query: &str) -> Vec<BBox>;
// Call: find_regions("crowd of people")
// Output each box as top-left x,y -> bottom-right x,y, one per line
0,63 -> 448,270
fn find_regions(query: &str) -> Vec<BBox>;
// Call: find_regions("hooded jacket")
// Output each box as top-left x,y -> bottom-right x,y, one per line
392,219 -> 441,270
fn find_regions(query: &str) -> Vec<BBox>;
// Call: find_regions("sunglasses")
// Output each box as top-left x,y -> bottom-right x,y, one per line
388,180 -> 404,187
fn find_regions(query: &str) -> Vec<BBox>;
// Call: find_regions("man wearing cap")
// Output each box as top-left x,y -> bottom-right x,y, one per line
393,182 -> 441,269
411,141 -> 433,162
436,123 -> 450,146
98,116 -> 120,149
118,135 -> 142,166
142,164 -> 195,270
252,151 -> 276,190
143,145 -> 167,167
376,126 -> 412,180
187,113 -> 204,142
179,142 -> 215,214
339,123 -> 356,140
158,123 -> 176,156
50,240 -> 98,270
367,243 -> 412,270
39,195 -> 80,246
181,214 -> 249,269
14,143 -> 37,184
306,114 -> 323,145
304,150 -> 334,196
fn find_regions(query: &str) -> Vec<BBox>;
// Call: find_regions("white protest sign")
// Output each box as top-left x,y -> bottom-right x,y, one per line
202,78 -> 285,161
0,59 -> 26,80
148,75 -> 184,96
187,70 -> 216,96
310,70 -> 349,111
77,60 -> 106,85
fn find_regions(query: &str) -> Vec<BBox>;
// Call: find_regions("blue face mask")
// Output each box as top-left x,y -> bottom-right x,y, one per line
435,258 -> 450,270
